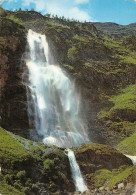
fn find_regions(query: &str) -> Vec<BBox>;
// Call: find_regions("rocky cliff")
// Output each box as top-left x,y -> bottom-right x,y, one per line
0,17 -> 29,137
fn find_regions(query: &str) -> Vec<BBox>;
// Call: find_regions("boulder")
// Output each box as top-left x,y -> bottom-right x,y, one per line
75,143 -> 133,173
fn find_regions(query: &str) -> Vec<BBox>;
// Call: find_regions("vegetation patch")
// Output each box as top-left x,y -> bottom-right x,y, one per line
63,64 -> 74,70
94,165 -> 134,189
78,143 -> 119,155
111,84 -> 136,110
104,38 -> 136,66
6,15 -> 23,25
0,174 -> 24,195
47,21 -> 70,29
43,159 -> 54,170
118,132 -> 136,155
98,84 -> 136,120
0,127 -> 30,165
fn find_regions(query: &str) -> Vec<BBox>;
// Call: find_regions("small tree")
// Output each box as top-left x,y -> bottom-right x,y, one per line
44,13 -> 51,18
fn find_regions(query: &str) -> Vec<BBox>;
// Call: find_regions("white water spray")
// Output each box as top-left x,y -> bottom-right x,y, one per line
66,149 -> 88,193
26,29 -> 89,148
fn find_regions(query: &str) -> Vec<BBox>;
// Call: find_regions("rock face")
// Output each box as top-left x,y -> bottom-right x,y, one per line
0,18 -> 29,137
75,143 -> 133,190
76,143 -> 132,171
110,108 -> 136,122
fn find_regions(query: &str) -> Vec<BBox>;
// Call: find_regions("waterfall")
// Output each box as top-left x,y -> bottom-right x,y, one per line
26,29 -> 89,148
66,149 -> 88,193
26,29 -> 89,192
125,155 -> 136,166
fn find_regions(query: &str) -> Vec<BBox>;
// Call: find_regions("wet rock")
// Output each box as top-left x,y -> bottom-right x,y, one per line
118,183 -> 124,189
99,187 -> 104,191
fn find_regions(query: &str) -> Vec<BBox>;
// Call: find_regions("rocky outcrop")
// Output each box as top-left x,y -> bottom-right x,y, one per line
0,18 -> 29,137
75,143 -> 133,191
75,143 -> 132,172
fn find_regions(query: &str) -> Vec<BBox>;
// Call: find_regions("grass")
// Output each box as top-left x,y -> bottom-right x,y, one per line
67,46 -> 78,62
119,55 -> 136,65
98,84 -> 136,120
118,132 -> 136,155
107,166 -> 134,189
6,15 -> 23,25
104,38 -> 136,66
110,84 -> 136,110
0,127 -> 51,193
94,169 -> 112,187
94,165 -> 134,189
73,35 -> 90,43
98,85 -> 136,147
0,127 -> 30,164
47,21 -> 70,29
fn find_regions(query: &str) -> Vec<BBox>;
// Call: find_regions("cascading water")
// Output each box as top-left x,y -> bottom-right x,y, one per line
26,29 -> 89,192
125,155 -> 136,166
66,149 -> 88,193
26,29 -> 89,148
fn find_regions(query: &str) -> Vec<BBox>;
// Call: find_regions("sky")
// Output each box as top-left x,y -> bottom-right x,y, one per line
1,0 -> 136,25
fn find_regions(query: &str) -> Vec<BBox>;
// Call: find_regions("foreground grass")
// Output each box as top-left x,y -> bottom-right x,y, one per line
94,165 -> 134,189
0,175 -> 24,195
0,127 -> 46,194
118,133 -> 136,155
0,127 -> 30,165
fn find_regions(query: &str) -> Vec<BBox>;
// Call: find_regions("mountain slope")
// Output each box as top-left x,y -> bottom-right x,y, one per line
94,22 -> 136,39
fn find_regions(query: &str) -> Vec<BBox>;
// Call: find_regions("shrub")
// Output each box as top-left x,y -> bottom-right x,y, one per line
14,180 -> 22,190
43,159 -> 54,170
5,174 -> 13,185
67,46 -> 78,63
17,170 -> 26,183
